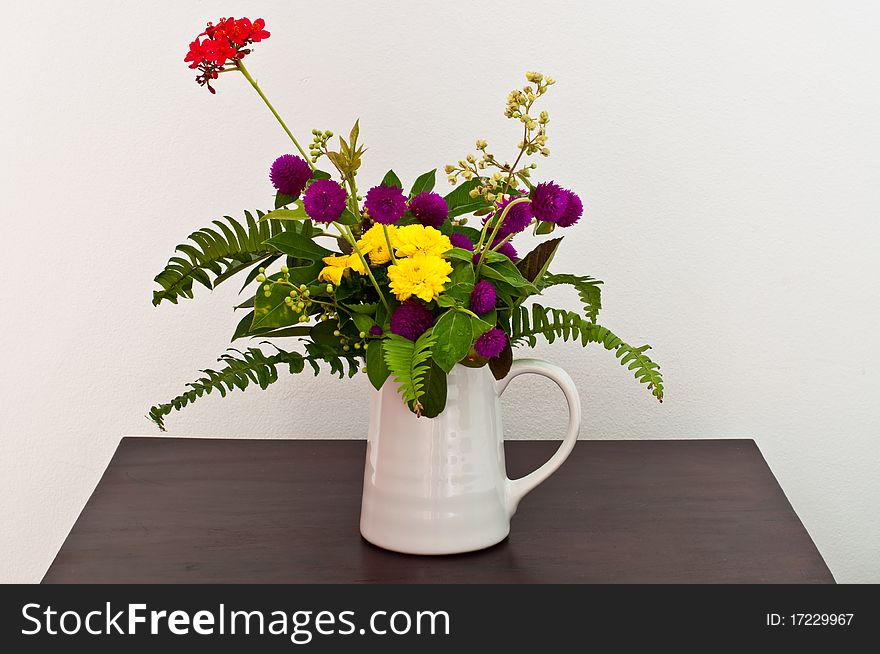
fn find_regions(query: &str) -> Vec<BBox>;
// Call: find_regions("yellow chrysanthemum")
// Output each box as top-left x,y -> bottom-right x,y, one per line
347,251 -> 368,275
318,255 -> 352,286
318,253 -> 367,285
394,224 -> 452,258
387,253 -> 453,302
357,224 -> 399,265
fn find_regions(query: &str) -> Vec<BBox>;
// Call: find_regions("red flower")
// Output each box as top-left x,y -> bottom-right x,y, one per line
184,39 -> 205,69
184,17 -> 271,93
248,18 -> 270,42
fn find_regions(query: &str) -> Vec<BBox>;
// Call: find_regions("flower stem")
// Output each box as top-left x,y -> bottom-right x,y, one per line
475,197 -> 531,276
382,225 -> 398,264
335,225 -> 390,312
236,59 -> 314,169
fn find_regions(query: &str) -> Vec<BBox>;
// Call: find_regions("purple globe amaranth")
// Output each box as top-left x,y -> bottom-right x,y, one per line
556,189 -> 583,227
487,193 -> 533,238
390,299 -> 434,341
369,325 -> 384,337
449,232 -> 475,251
408,191 -> 449,228
364,184 -> 407,224
470,280 -> 497,315
493,239 -> 518,261
531,181 -> 568,223
303,179 -> 348,223
474,327 -> 507,358
269,154 -> 312,198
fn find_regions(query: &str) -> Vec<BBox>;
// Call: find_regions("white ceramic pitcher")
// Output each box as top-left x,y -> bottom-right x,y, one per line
360,358 -> 581,555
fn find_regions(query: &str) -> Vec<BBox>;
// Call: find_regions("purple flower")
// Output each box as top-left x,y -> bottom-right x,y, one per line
408,192 -> 449,228
493,239 -> 518,261
303,180 -> 348,223
470,280 -> 497,315
474,328 -> 507,358
531,181 -> 568,223
390,299 -> 434,341
365,184 -> 407,225
369,325 -> 384,337
449,233 -> 475,251
486,194 -> 533,237
269,154 -> 312,198
556,189 -> 583,227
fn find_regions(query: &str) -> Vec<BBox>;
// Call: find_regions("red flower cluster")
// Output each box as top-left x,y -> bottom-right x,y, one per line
184,17 -> 270,93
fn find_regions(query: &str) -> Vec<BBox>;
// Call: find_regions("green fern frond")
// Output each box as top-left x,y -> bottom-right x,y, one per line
382,332 -> 437,415
540,273 -> 603,322
152,211 -> 294,306
147,346 -> 360,430
511,303 -> 664,402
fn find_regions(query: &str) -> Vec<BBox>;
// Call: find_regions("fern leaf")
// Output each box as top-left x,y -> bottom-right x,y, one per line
510,303 -> 664,402
541,273 -> 603,322
382,332 -> 437,415
147,346 -> 360,430
152,211 -> 296,306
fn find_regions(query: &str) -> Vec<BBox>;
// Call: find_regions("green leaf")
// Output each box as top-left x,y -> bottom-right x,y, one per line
232,310 -> 257,340
535,221 -> 556,235
509,303 -> 663,402
264,230 -> 333,261
351,312 -> 377,335
479,249 -> 511,264
445,247 -> 477,263
443,178 -> 481,212
147,346 -> 360,431
252,277 -> 300,330
260,205 -> 309,221
480,259 -> 539,293
336,208 -> 359,226
383,332 -> 436,415
381,170 -> 403,189
442,261 -> 475,305
418,359 -> 448,418
310,319 -> 343,348
252,325 -> 312,339
517,237 -> 563,283
344,302 -> 379,314
311,169 -> 332,181
366,338 -> 390,390
409,169 -> 436,196
540,273 -> 603,322
275,192 -> 297,208
349,120 -> 360,148
152,211 -> 293,306
431,309 -> 493,372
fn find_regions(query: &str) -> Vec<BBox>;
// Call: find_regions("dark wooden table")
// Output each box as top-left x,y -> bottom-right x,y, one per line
43,438 -> 833,583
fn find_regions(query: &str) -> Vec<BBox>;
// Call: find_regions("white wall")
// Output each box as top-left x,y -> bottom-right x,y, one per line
2,0 -> 878,583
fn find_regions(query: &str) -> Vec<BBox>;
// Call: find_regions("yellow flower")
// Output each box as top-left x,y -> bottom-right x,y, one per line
357,224 -> 399,265
394,225 -> 452,258
318,253 -> 367,285
387,253 -> 453,302
318,255 -> 351,286
347,251 -> 368,275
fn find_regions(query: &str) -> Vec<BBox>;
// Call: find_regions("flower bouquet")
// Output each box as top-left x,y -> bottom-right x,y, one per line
149,16 -> 663,430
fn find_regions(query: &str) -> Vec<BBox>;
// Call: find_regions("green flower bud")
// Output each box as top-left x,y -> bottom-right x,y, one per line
256,274 -> 266,283
333,330 -> 340,337
343,345 -> 350,352
359,331 -> 366,339
326,284 -> 334,294
280,265 -> 289,274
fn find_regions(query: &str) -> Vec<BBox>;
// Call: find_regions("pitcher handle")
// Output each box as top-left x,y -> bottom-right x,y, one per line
497,358 -> 581,517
